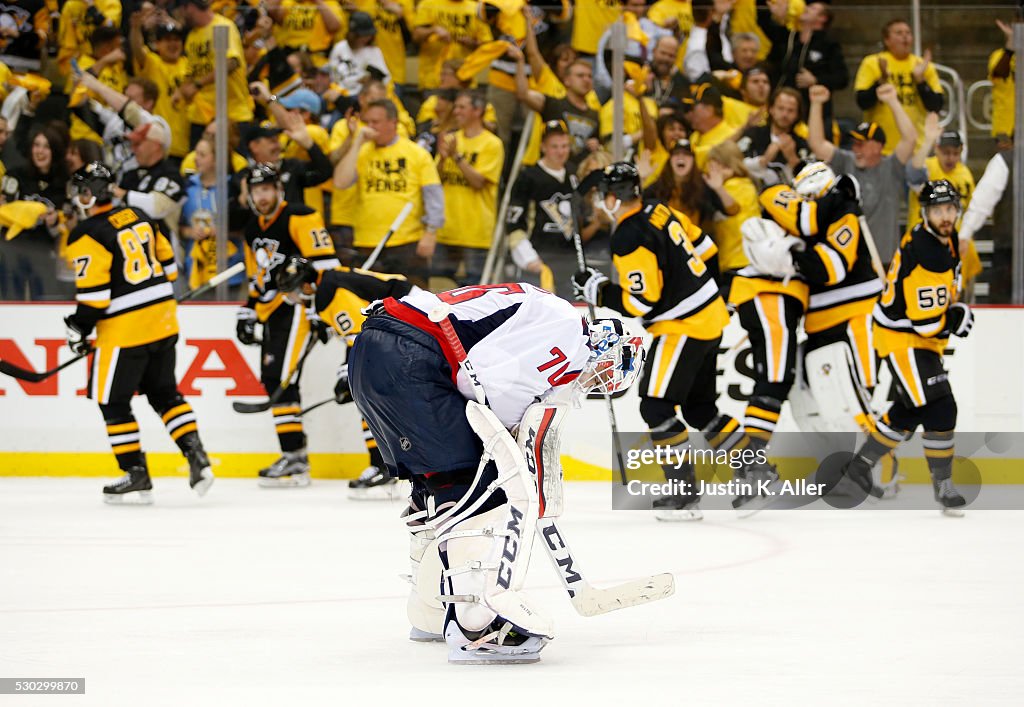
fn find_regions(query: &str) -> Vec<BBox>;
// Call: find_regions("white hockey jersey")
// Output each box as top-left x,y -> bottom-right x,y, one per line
384,284 -> 593,427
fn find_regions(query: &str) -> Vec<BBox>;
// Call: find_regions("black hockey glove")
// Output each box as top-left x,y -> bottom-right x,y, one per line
236,307 -> 258,346
334,364 -> 352,404
946,302 -> 974,338
64,315 -> 92,355
572,268 -> 608,306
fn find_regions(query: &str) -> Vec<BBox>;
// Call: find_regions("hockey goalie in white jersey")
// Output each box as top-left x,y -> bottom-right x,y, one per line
347,283 -> 642,664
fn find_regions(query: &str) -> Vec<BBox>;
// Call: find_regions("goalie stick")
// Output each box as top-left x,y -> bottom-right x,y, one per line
0,262 -> 250,383
427,299 -> 675,617
561,199 -> 629,486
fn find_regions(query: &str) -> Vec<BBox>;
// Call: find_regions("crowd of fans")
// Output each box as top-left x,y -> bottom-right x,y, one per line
0,0 -> 1015,302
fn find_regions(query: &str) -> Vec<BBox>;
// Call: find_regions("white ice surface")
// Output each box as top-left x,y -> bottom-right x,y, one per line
1,478 -> 1022,706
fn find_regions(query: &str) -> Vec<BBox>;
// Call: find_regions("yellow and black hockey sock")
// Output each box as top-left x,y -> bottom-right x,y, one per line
648,416 -> 692,483
160,402 -> 199,448
922,429 -> 955,482
854,414 -> 910,467
106,418 -> 143,470
744,396 -> 782,448
702,414 -> 749,453
272,404 -> 306,453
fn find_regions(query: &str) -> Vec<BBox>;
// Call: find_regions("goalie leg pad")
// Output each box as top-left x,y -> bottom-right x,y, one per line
435,401 -> 552,657
404,489 -> 446,639
802,340 -> 875,433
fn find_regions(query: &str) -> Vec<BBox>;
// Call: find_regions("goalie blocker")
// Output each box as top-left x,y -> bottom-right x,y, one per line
348,284 -> 642,664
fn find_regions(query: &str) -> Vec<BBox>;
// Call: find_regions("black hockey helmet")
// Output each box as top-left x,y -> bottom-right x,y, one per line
920,179 -> 961,210
275,255 -> 318,294
247,162 -> 281,188
576,161 -> 641,203
68,161 -> 115,209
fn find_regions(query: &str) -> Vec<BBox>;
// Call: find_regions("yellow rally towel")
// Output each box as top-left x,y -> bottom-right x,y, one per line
623,11 -> 650,47
624,60 -> 650,92
1,201 -> 49,241
961,238 -> 983,281
457,40 -> 513,83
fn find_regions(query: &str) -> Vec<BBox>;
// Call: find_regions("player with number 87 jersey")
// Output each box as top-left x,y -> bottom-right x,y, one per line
63,161 -> 214,504
572,163 -> 759,520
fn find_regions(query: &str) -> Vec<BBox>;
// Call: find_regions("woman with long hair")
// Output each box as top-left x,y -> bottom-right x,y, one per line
0,123 -> 71,300
645,138 -> 720,230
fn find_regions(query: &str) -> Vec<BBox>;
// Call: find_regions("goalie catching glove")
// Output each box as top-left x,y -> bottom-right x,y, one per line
571,267 -> 608,306
741,217 -> 805,279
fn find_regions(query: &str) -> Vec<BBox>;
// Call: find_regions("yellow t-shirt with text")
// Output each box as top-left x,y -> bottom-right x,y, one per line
437,129 -> 504,249
854,51 -> 943,154
272,0 -> 344,56
354,137 -> 441,248
413,0 -> 492,90
185,14 -> 254,124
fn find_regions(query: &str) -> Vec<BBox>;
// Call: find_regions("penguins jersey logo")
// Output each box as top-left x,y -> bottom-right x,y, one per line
538,192 -> 575,239
251,239 -> 286,292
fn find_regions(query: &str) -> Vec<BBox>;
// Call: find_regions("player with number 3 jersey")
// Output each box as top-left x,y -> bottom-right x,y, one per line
572,163 -> 761,520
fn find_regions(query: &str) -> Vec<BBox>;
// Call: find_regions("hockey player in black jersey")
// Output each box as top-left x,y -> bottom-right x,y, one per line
64,162 -> 214,504
839,180 -> 972,514
274,255 -> 415,499
237,164 -> 341,487
572,162 -> 764,519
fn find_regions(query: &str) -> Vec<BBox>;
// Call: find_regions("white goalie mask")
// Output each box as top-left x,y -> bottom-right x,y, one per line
579,318 -> 645,395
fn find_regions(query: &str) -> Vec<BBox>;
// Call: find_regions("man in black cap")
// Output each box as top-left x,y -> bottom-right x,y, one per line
239,81 -> 333,209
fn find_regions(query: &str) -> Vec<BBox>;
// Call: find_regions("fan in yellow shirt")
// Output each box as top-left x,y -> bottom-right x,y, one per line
333,99 -> 444,287
268,0 -> 343,64
180,1 -> 254,138
729,0 -> 804,62
853,19 -> 943,155
704,142 -> 757,274
57,0 -> 122,74
412,0 -> 492,90
67,27 -> 128,145
570,0 -> 622,56
989,19 -> 1016,139
434,91 -> 504,284
130,18 -> 191,160
907,130 -> 974,234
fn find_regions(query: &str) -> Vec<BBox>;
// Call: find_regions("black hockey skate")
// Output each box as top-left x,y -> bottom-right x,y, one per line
258,450 -> 311,487
934,477 -> 966,517
103,466 -> 153,505
181,433 -> 214,497
652,494 -> 702,522
731,461 -> 782,517
347,465 -> 400,500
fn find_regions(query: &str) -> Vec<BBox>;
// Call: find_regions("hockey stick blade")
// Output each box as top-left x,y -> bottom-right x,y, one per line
231,399 -> 274,414
571,573 -> 676,617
